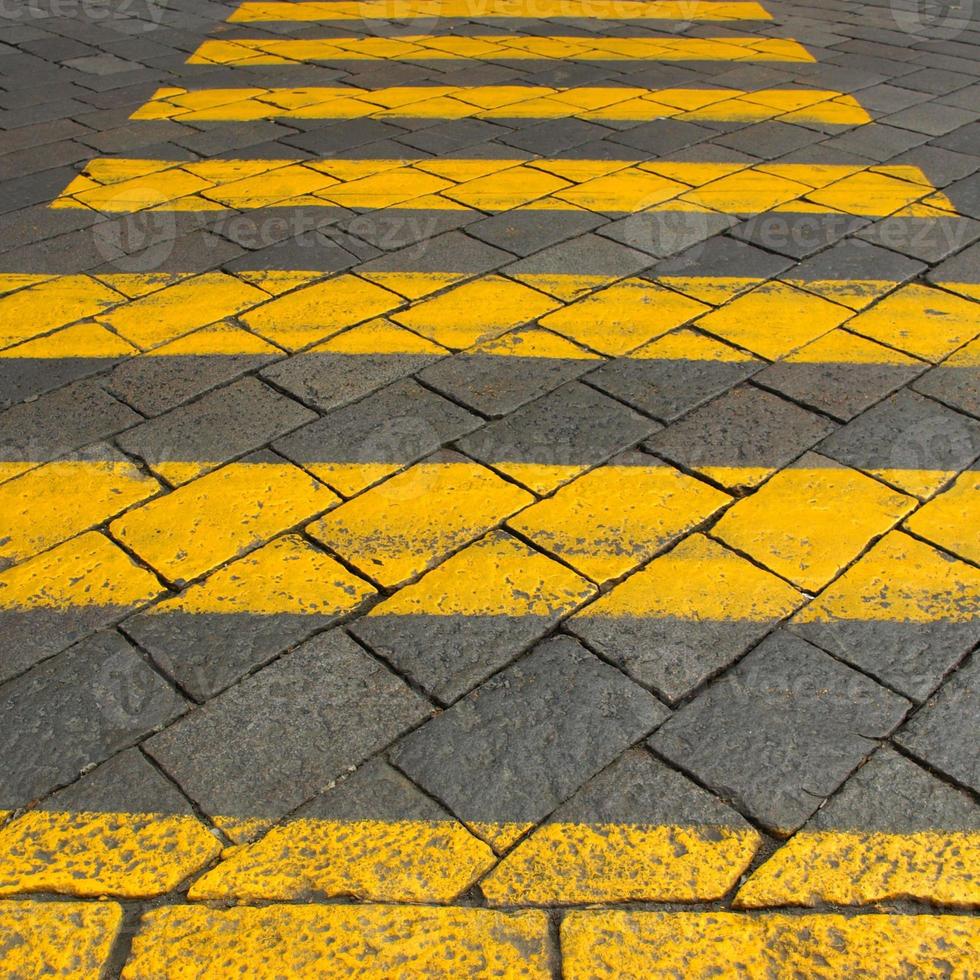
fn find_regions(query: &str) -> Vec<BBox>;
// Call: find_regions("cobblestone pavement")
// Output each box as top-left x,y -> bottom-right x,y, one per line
0,0 -> 978,975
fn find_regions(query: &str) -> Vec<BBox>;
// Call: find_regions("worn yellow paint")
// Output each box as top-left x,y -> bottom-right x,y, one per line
482,822 -> 761,904
0,901 -> 122,979
143,533 -> 375,616
241,274 -> 404,349
358,271 -> 468,300
134,85 -> 866,125
735,829 -> 980,908
633,326 -> 760,363
905,471 -> 980,564
783,277 -> 905,311
561,910 -> 980,977
575,533 -> 802,620
142,320 -> 281,356
111,461 -> 336,584
540,279 -> 709,355
680,168 -> 810,212
554,167 -> 686,212
513,272 -> 622,301
189,817 -> 496,903
713,458 -> 916,591
312,317 -> 448,356
96,272 -> 269,349
364,528 -> 595,617
188,36 -> 814,64
308,458 -> 533,588
231,1 -> 773,22
391,276 -> 560,348
0,531 -> 163,611
467,326 -> 599,361
796,531 -> 980,626
0,459 -> 161,566
0,275 -> 123,349
869,467 -> 965,500
655,274 -> 765,304
808,170 -> 948,216
0,809 -> 221,899
844,283 -> 980,361
775,327 -> 923,368
124,904 -> 551,978
212,815 -> 276,845
0,320 -> 137,359
444,166 -> 571,210
510,463 -> 730,583
694,281 -> 852,358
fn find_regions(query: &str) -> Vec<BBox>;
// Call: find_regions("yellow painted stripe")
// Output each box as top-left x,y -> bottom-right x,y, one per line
230,1 -> 773,22
561,910 -> 980,977
187,36 -> 815,64
132,86 -> 867,124
482,822 -> 761,904
0,810 -> 221,899
735,830 -> 980,908
122,904 -> 552,978
51,158 -> 949,217
0,901 -> 122,979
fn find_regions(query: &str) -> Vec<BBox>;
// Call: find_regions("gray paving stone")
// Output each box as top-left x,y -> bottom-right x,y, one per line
938,171 -> 980,218
339,209 -> 478,251
504,233 -> 651,279
456,381 -> 656,491
598,209 -> 737,259
39,747 -> 194,814
0,379 -> 140,467
927,239 -> 980,287
818,122 -> 930,160
856,212 -> 980,263
649,631 -> 910,835
586,333 -> 763,422
0,349 -> 126,411
500,118 -> 610,154
816,388 -> 980,498
356,231 -> 512,279
884,102 -> 977,138
894,655 -> 979,794
651,235 -> 793,285
913,347 -> 980,419
646,385 -> 837,491
275,378 -> 480,488
390,636 -> 667,843
713,120 -> 825,159
467,209 -> 604,257
608,119 -> 715,155
396,118 -> 509,155
145,630 -> 430,820
900,68 -> 975,96
117,378 -> 315,484
786,240 -> 926,297
0,630 -> 187,809
283,118 -> 410,155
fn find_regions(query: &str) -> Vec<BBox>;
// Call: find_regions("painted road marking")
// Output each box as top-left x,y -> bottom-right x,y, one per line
132,86 -> 869,124
561,910 -> 980,977
51,158 -> 951,215
187,36 -> 815,64
229,1 -> 774,22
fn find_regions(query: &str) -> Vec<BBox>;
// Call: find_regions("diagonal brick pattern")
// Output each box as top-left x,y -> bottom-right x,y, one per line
0,0 -> 977,973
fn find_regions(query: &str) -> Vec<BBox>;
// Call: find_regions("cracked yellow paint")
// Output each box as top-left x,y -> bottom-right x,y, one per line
111,461 -> 336,583
308,457 -> 533,588
540,279 -> 710,354
735,829 -> 980,908
713,456 -> 916,591
0,810 -> 221,898
0,901 -> 122,979
483,822 -> 761,904
561,910 -> 980,977
510,462 -> 730,582
0,531 -> 163,611
0,459 -> 161,566
905,470 -> 980,564
122,904 -> 551,979
189,817 -> 496,902
230,1 -> 773,22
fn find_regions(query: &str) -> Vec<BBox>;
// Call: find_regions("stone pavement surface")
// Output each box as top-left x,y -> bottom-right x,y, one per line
0,0 -> 978,974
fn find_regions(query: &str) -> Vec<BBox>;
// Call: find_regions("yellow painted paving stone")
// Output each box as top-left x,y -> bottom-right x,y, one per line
190,759 -> 496,903
391,276 -> 560,348
122,904 -> 551,979
561,910 -> 980,978
539,279 -> 710,355
511,272 -> 620,302
213,815 -> 276,845
0,275 -> 124,349
308,454 -> 533,588
0,530 -> 164,612
358,270 -> 468,300
0,454 -> 161,566
201,163 -> 338,208
0,808 -> 221,898
320,167 -> 452,208
441,166 -> 570,211
95,272 -> 269,349
482,749 -> 761,905
241,274 -> 404,349
807,170 -> 943,216
234,269 -> 326,296
230,1 -> 773,22
58,165 -> 212,212
904,470 -> 980,564
0,319 -> 137,361
0,901 -> 122,978
97,271 -> 198,298
139,319 -> 281,357
693,280 -> 852,359
735,747 -> 980,910
142,533 -> 375,617
677,167 -> 810,213
111,458 -> 337,584
552,167 -> 686,213
713,453 -> 916,592
509,457 -> 730,583
782,276 -> 905,311
843,283 -> 980,361
653,273 -> 765,304
568,534 -> 803,702
312,317 -> 448,356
